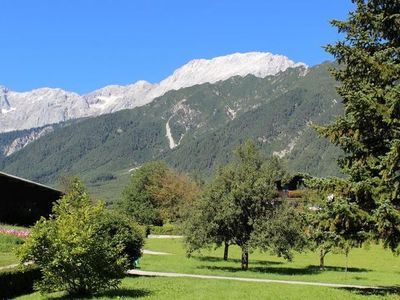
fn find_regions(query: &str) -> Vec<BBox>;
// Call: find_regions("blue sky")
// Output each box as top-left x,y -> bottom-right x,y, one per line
0,0 -> 354,94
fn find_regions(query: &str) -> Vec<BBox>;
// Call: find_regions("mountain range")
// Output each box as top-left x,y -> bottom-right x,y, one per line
0,52 -> 342,203
0,52 -> 305,133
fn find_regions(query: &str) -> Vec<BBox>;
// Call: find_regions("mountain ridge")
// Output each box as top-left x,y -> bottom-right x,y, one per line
0,52 -> 306,133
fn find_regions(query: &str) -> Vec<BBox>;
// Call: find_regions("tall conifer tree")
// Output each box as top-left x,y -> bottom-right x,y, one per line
318,0 -> 400,251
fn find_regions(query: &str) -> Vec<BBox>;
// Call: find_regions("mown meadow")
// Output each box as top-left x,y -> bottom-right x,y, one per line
6,236 -> 400,299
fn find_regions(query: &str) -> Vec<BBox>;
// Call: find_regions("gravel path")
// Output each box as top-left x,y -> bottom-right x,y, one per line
142,249 -> 172,255
127,269 -> 384,290
0,263 -> 19,270
0,261 -> 33,270
147,235 -> 183,239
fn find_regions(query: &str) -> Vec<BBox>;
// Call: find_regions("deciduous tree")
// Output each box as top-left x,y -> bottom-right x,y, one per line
184,140 -> 287,270
250,201 -> 308,262
119,161 -> 168,225
120,161 -> 199,225
150,169 -> 200,223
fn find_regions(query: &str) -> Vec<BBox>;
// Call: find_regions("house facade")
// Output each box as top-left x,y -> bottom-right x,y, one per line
0,171 -> 63,226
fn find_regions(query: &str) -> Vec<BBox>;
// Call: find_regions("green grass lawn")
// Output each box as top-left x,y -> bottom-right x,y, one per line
0,251 -> 19,267
6,237 -> 400,299
15,275 -> 400,300
0,234 -> 23,267
140,238 -> 400,287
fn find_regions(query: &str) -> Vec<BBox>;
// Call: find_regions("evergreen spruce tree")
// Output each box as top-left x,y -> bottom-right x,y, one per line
318,0 -> 400,252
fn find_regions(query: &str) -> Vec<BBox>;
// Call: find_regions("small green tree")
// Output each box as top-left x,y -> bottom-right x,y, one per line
18,179 -> 144,296
184,140 -> 287,270
120,161 -> 199,225
250,201 -> 308,261
306,178 -> 371,270
183,165 -> 236,261
119,161 -> 169,225
149,168 -> 200,223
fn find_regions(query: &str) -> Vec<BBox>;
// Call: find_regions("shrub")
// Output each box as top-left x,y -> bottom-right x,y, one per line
96,209 -> 145,264
0,266 -> 41,299
149,223 -> 181,235
18,179 -> 144,296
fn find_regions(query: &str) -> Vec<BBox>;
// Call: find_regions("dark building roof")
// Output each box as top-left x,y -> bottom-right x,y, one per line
0,171 -> 64,226
275,173 -> 309,191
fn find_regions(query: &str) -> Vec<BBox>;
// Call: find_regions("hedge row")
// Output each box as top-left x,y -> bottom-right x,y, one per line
0,265 -> 41,299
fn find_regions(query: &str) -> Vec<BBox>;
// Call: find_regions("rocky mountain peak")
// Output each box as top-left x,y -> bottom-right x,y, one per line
0,52 -> 307,133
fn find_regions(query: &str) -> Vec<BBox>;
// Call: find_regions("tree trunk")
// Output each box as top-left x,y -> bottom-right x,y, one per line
223,242 -> 229,261
345,250 -> 349,273
241,247 -> 249,270
319,249 -> 325,270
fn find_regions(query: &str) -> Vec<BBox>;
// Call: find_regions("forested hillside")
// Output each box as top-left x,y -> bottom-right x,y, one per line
0,62 -> 343,202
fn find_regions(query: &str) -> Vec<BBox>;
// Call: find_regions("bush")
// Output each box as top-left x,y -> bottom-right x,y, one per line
18,179 -> 144,296
0,266 -> 41,299
96,209 -> 145,264
149,223 -> 182,235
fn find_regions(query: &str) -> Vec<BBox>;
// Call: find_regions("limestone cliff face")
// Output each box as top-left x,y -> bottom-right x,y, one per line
2,126 -> 54,157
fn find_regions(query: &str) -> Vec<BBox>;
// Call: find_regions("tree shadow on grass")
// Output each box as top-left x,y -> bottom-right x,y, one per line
194,256 -> 283,266
196,264 -> 370,276
49,288 -> 152,299
96,288 -> 152,298
338,286 -> 400,297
